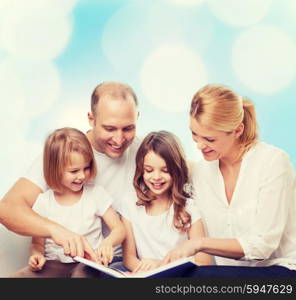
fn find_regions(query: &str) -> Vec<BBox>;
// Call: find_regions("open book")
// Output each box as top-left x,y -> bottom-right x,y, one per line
73,255 -> 197,278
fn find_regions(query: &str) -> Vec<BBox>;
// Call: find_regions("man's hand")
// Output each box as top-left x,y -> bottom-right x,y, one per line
28,254 -> 46,271
49,224 -> 98,262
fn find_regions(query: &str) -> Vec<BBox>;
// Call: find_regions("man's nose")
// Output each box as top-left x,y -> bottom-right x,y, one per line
113,131 -> 124,145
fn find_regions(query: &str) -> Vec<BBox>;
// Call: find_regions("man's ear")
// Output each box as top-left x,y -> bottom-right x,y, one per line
235,122 -> 244,139
88,112 -> 95,127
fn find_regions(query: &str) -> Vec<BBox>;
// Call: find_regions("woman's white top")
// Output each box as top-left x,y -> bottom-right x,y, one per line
33,183 -> 112,263
121,191 -> 201,260
191,142 -> 296,269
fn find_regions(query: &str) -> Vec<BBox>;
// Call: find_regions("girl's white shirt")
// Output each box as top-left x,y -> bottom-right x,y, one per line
191,142 -> 296,269
120,192 -> 201,260
32,182 -> 112,263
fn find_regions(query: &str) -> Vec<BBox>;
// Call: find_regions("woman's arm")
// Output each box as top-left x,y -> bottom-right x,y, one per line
162,237 -> 244,264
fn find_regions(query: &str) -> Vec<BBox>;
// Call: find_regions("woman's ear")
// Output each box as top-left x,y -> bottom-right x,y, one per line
235,122 -> 244,138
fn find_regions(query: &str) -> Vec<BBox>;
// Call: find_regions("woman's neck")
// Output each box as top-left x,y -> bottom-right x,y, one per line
219,144 -> 242,170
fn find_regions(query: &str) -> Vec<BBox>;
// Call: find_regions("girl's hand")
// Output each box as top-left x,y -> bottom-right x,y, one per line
28,254 -> 46,271
96,240 -> 114,266
133,258 -> 162,273
161,239 -> 200,265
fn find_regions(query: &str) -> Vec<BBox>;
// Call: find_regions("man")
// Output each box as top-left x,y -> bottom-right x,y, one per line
0,81 -> 140,264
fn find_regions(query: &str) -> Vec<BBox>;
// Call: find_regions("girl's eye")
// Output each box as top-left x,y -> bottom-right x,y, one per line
70,170 -> 78,174
144,169 -> 152,173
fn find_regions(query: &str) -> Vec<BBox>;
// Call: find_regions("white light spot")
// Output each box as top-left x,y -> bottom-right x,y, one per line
53,105 -> 90,134
0,0 -> 73,60
208,0 -> 271,27
0,59 -> 61,117
140,44 -> 208,112
232,25 -> 296,94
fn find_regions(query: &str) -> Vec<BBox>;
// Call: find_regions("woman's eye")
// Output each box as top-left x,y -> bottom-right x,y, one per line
206,138 -> 215,143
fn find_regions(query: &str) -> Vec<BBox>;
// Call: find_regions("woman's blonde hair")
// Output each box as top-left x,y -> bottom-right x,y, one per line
43,127 -> 97,192
133,131 -> 192,232
190,84 -> 258,158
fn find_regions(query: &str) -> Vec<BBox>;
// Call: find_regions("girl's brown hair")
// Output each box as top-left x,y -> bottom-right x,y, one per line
43,127 -> 96,192
134,131 -> 192,232
190,84 -> 258,159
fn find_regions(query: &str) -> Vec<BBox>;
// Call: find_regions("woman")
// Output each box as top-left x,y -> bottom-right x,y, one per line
162,84 -> 296,277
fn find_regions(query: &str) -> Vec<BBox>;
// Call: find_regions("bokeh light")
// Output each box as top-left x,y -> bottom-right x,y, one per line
140,44 -> 208,112
232,25 -> 296,94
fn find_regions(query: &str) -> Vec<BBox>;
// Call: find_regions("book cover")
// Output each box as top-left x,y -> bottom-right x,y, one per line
73,255 -> 197,278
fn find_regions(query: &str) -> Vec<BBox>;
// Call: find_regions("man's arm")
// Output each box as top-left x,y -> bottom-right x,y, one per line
0,178 -> 50,236
0,178 -> 98,261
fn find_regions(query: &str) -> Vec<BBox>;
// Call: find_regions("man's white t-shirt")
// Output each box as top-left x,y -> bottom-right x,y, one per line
24,137 -> 141,257
32,183 -> 112,263
121,191 -> 201,260
191,142 -> 296,269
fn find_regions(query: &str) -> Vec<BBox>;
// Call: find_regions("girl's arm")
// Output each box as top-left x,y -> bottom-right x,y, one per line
30,236 -> 45,256
188,219 -> 212,265
122,216 -> 142,272
99,206 -> 126,265
28,237 -> 46,271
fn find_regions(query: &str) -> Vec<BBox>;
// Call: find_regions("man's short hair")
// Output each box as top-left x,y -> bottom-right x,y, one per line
91,81 -> 138,116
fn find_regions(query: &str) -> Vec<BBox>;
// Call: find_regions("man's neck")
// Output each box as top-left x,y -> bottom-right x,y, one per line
86,130 -> 103,153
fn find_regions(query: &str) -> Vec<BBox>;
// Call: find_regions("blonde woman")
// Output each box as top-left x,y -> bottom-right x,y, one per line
162,84 -> 296,277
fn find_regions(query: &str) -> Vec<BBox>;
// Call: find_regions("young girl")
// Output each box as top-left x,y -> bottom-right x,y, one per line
10,127 -> 125,278
121,131 -> 211,273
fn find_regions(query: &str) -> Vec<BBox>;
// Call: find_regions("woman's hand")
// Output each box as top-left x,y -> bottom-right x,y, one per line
132,258 -> 162,273
161,239 -> 200,265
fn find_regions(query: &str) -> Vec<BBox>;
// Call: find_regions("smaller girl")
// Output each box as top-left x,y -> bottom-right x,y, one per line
121,131 -> 211,273
10,127 -> 125,278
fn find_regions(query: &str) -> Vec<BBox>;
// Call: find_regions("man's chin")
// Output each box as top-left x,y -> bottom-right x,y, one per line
105,147 -> 125,158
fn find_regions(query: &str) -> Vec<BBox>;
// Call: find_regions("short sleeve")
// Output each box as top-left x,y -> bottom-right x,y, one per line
32,192 -> 48,217
186,198 -> 201,224
92,185 -> 113,217
117,191 -> 138,220
22,153 -> 48,192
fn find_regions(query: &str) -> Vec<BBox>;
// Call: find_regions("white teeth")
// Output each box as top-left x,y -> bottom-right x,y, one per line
110,145 -> 121,149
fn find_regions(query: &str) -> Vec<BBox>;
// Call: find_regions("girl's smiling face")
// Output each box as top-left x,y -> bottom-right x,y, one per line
143,150 -> 172,197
